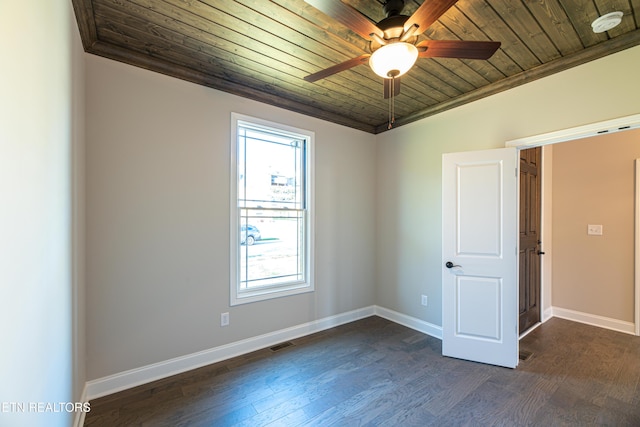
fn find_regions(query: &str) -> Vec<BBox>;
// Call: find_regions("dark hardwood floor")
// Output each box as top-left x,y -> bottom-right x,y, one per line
84,316 -> 640,426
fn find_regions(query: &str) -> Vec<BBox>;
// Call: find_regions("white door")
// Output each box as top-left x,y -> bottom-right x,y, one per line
442,147 -> 518,368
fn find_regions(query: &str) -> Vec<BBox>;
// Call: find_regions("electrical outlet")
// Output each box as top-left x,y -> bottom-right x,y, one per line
220,312 -> 229,327
587,224 -> 603,235
421,295 -> 428,306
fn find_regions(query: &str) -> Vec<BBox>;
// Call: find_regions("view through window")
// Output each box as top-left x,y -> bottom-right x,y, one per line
231,116 -> 314,304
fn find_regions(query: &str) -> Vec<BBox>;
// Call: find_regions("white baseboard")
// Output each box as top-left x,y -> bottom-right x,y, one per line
374,306 -> 443,339
551,306 -> 636,335
73,384 -> 88,427
85,306 -> 375,400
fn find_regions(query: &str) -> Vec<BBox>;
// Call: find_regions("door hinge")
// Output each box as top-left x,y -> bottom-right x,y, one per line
515,167 -> 518,177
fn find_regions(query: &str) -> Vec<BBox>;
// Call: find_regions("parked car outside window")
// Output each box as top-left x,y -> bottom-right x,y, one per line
240,225 -> 261,245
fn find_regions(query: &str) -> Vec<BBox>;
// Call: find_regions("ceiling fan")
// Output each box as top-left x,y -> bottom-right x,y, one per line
303,0 -> 501,104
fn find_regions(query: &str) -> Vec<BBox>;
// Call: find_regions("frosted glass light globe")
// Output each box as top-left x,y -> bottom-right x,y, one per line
369,42 -> 419,78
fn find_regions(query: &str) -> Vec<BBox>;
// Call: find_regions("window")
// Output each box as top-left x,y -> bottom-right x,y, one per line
230,114 -> 314,305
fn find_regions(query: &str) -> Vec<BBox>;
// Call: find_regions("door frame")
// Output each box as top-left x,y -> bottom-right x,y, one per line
506,113 -> 640,336
635,159 -> 640,336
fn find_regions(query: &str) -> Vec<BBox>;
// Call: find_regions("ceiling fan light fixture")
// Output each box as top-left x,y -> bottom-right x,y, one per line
591,11 -> 623,33
369,42 -> 418,78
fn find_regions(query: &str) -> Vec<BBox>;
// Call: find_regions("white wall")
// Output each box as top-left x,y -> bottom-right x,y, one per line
0,1 -> 85,426
85,56 -> 377,380
375,45 -> 640,327
70,2 -> 87,411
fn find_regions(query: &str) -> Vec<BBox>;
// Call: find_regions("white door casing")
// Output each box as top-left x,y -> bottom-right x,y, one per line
442,147 -> 519,368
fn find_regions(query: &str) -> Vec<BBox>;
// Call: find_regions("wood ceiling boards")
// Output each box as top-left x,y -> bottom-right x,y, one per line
72,0 -> 640,134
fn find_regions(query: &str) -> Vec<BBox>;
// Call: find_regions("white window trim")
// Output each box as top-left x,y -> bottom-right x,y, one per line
229,113 -> 315,306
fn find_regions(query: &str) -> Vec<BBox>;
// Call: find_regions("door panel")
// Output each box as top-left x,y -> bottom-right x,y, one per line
457,163 -> 502,256
519,147 -> 542,333
442,147 -> 518,368
456,276 -> 501,340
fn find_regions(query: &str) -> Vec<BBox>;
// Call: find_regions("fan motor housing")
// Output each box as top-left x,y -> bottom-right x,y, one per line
370,15 -> 417,53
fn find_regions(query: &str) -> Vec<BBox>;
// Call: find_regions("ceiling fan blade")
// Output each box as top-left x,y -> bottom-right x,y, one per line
304,0 -> 384,40
404,0 -> 459,36
383,77 -> 401,99
304,54 -> 371,82
417,40 -> 501,59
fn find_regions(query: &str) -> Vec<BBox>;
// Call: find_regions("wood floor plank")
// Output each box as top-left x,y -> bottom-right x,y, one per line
532,385 -> 602,425
85,316 -> 640,426
499,377 -> 559,425
606,347 -> 640,404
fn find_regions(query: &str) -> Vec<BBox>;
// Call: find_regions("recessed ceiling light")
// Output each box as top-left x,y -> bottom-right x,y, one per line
591,11 -> 623,33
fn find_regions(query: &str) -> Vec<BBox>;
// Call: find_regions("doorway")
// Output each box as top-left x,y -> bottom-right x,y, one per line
508,114 -> 640,336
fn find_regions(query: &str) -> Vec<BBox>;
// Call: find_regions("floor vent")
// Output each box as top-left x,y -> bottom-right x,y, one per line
270,341 -> 294,352
519,350 -> 533,361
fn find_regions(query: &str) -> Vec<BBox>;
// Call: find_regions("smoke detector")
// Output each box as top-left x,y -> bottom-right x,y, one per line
591,12 -> 623,33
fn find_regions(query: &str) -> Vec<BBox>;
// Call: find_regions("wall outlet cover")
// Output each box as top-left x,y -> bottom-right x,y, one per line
421,295 -> 428,306
587,224 -> 603,235
221,312 -> 229,326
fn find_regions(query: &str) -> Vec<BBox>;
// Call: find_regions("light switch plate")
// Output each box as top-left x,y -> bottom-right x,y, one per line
587,224 -> 603,235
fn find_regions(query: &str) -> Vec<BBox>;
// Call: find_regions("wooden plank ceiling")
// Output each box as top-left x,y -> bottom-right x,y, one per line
72,0 -> 640,134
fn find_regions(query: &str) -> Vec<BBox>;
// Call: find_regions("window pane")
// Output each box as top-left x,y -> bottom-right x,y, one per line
238,128 -> 304,210
239,209 -> 305,290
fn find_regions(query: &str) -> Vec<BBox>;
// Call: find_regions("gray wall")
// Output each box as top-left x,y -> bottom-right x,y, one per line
85,56 -> 377,380
0,1 -> 85,426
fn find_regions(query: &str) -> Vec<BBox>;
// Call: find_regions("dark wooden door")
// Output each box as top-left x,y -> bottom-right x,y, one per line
519,147 -> 542,334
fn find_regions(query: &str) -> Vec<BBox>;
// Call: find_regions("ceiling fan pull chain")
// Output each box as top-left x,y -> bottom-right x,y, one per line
388,79 -> 393,129
388,77 -> 396,129
392,77 -> 396,125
